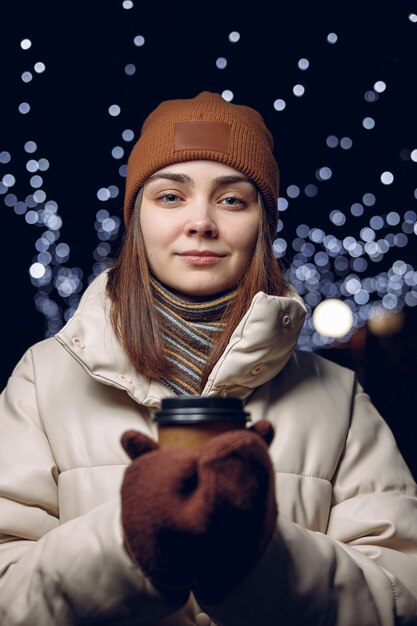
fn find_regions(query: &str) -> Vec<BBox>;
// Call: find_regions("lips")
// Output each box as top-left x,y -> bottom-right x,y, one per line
178,250 -> 225,266
179,250 -> 223,257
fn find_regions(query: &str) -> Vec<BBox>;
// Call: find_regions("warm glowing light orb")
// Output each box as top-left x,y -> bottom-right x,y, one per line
312,299 -> 353,338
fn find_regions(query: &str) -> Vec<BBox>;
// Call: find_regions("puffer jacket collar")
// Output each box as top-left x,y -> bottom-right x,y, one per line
55,270 -> 307,407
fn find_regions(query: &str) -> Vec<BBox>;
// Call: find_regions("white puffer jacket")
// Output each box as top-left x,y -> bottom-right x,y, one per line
0,271 -> 416,625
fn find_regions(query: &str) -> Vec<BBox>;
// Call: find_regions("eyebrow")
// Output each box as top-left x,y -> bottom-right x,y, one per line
212,174 -> 252,187
144,172 -> 253,188
145,172 -> 193,186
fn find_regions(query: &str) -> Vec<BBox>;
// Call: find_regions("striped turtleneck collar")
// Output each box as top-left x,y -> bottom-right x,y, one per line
150,276 -> 237,395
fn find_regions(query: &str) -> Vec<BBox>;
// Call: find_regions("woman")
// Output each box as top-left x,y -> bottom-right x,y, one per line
0,91 -> 416,625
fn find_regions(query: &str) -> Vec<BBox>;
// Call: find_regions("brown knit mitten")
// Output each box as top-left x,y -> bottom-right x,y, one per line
193,422 -> 277,602
120,432 -> 199,601
120,421 -> 277,602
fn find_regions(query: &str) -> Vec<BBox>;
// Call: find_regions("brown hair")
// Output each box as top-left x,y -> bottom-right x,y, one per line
106,191 -> 290,387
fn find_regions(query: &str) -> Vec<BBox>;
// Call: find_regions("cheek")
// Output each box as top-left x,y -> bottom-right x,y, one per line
235,220 -> 259,254
141,210 -> 177,245
140,216 -> 165,251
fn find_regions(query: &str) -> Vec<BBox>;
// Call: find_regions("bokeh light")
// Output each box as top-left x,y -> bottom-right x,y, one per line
312,299 -> 354,338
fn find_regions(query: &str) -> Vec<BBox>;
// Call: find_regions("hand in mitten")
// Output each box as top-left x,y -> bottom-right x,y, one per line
120,432 -> 199,602
120,420 -> 276,603
193,421 -> 277,603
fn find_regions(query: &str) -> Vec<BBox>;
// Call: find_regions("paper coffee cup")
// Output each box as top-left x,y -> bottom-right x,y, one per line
154,396 -> 250,450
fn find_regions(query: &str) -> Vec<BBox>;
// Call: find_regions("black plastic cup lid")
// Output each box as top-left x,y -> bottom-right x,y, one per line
154,396 -> 250,424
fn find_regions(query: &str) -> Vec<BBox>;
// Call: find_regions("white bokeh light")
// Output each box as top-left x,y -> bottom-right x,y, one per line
312,299 -> 354,338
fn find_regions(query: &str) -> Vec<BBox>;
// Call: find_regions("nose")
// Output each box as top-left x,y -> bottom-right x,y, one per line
184,204 -> 218,238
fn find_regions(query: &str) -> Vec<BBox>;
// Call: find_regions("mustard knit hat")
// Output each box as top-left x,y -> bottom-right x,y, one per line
124,91 -> 280,236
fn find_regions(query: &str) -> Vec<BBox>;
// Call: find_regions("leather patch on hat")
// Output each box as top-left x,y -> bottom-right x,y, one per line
174,121 -> 230,153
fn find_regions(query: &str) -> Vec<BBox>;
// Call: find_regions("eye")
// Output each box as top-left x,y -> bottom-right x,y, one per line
157,192 -> 182,206
220,195 -> 246,209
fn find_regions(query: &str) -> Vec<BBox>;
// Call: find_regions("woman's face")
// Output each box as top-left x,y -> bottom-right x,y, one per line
139,160 -> 260,298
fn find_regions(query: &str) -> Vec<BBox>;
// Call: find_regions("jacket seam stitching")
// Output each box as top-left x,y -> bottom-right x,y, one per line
387,574 -> 399,618
29,348 -> 43,430
59,463 -> 129,473
30,348 -> 60,476
275,470 -> 331,482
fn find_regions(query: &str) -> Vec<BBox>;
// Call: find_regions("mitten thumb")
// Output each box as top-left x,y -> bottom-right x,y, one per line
248,419 -> 275,447
121,430 -> 159,460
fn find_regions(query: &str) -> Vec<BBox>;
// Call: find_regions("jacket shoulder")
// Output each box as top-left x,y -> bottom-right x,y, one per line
6,337 -> 60,379
281,348 -> 357,397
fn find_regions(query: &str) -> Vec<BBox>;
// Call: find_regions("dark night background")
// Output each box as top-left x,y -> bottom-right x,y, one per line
1,2 -> 416,477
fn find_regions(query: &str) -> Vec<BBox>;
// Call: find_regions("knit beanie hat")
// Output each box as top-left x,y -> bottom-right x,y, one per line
124,91 -> 280,237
